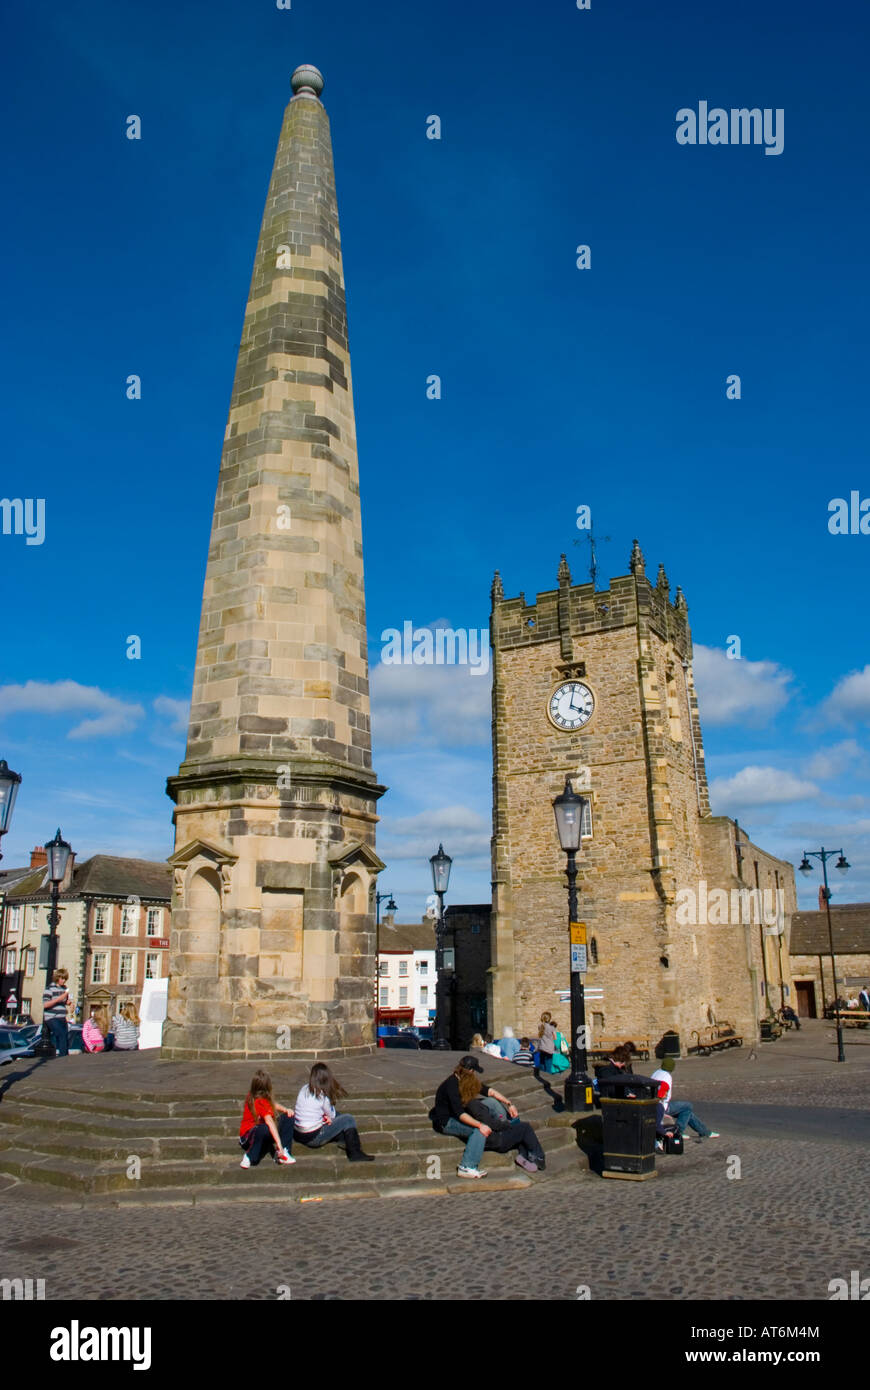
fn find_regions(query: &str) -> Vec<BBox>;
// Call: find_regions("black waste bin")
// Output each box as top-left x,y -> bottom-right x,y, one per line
655,1030 -> 681,1059
598,1075 -> 659,1181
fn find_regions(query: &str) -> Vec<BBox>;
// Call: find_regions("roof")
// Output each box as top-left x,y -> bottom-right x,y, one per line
4,855 -> 172,903
0,865 -> 49,898
378,922 -> 436,953
789,904 -> 870,955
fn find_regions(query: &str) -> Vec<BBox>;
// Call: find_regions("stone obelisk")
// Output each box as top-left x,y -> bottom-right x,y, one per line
164,65 -> 385,1060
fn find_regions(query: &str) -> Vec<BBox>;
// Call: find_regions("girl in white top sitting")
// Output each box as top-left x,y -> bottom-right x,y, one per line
293,1063 -> 374,1163
111,1003 -> 140,1051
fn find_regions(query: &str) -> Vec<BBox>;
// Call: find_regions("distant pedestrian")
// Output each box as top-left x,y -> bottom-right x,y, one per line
512,1037 -> 535,1067
780,1004 -> 800,1031
859,985 -> 870,1012
498,1026 -> 521,1061
239,1069 -> 295,1168
482,1033 -> 502,1057
293,1063 -> 374,1162
549,1021 -> 570,1075
650,1057 -> 719,1140
42,968 -> 71,1057
111,1004 -> 140,1050
469,1033 -> 486,1050
538,1014 -> 556,1073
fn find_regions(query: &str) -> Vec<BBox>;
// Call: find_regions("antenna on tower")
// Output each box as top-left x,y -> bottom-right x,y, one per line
574,524 -> 611,589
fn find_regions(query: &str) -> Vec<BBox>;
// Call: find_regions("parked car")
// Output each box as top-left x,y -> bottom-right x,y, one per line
0,1026 -> 41,1064
379,1033 -> 420,1050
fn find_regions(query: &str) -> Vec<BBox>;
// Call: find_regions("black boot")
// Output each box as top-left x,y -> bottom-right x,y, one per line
344,1126 -> 375,1162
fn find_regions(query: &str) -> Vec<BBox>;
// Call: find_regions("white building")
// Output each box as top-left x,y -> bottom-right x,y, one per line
377,920 -> 436,1029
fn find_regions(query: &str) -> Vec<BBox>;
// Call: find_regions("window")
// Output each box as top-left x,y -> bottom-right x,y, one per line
379,987 -> 389,1007
398,960 -> 408,976
472,922 -> 481,934
419,959 -> 428,975
145,952 -> 160,980
581,800 -> 593,839
121,905 -> 138,936
420,987 -> 428,1005
146,907 -> 162,934
119,953 -> 135,984
8,906 -> 20,933
378,960 -> 388,976
91,953 -> 108,984
20,998 -> 31,1016
24,948 -> 36,978
94,905 -> 109,935
4,949 -> 16,973
398,987 -> 408,1006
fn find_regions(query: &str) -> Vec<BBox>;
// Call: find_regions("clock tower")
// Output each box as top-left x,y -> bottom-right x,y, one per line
489,545 -> 795,1048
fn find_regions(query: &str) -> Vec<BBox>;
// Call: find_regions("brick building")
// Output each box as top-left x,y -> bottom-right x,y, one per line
0,853 -> 171,1024
789,904 -> 870,1017
488,546 -> 797,1053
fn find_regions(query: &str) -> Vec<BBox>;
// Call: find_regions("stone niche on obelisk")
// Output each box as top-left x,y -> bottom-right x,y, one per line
164,65 -> 385,1060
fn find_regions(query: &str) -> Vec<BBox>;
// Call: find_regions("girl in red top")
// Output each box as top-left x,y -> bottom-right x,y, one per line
239,1070 -> 296,1168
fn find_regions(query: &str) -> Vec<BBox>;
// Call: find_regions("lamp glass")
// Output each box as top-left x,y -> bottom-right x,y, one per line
553,779 -> 585,852
835,856 -> 850,874
45,828 -> 72,885
430,844 -> 452,894
0,762 -> 22,835
798,858 -> 813,876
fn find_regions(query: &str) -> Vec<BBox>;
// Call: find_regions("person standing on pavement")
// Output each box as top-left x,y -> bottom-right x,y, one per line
859,984 -> 870,1013
650,1057 -> 720,1140
429,1056 -> 519,1179
293,1063 -> 374,1162
538,1014 -> 556,1073
42,968 -> 71,1057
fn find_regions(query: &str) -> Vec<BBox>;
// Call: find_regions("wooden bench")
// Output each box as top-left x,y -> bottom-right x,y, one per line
588,1036 -> 651,1061
689,1023 -> 743,1055
831,1010 -> 870,1029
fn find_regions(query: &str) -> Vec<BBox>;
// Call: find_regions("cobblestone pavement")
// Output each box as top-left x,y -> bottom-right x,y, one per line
0,1026 -> 866,1302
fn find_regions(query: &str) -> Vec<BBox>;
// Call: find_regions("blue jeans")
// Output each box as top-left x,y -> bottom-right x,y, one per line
668,1100 -> 711,1137
46,1018 -> 68,1057
242,1114 -> 295,1165
295,1113 -> 356,1149
442,1117 -> 485,1170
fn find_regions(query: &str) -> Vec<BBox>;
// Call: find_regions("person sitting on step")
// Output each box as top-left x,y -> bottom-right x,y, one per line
650,1057 -> 720,1141
497,1025 -> 521,1060
429,1055 -> 519,1179
512,1037 -> 535,1067
465,1091 -> 547,1173
239,1069 -> 295,1168
293,1063 -> 374,1162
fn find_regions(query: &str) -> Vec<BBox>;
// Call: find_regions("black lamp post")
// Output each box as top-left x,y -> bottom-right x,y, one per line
373,892 -> 397,1039
375,891 -> 397,927
552,779 -> 594,1112
799,847 -> 850,1062
430,844 -> 452,1050
0,761 -> 22,1019
37,828 -> 72,1055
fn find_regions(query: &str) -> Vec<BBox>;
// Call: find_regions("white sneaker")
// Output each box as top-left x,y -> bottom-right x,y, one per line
240,1154 -> 251,1169
276,1150 -> 296,1165
456,1165 -> 488,1179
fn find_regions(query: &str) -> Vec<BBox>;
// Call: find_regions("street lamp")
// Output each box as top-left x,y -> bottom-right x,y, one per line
430,844 -> 452,1050
552,778 -> 594,1112
0,761 -> 22,862
373,892 -> 397,1040
375,891 -> 397,927
799,847 -> 850,1062
37,829 -> 72,1056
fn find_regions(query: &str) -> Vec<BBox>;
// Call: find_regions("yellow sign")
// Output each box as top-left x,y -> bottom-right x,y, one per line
585,1087 -> 593,1106
570,922 -> 587,945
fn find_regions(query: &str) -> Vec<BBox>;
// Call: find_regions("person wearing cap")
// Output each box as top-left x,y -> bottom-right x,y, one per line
650,1056 -> 720,1140
429,1055 -> 519,1179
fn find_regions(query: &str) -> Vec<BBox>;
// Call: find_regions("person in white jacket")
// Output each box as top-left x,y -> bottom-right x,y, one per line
650,1057 -> 720,1140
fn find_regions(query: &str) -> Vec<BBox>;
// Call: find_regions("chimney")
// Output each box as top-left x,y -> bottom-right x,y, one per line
30,847 -> 47,869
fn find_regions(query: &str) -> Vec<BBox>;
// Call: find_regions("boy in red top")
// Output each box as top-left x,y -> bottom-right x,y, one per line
239,1070 -> 296,1167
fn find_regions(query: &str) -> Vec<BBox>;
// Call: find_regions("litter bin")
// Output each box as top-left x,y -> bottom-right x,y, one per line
598,1075 -> 659,1181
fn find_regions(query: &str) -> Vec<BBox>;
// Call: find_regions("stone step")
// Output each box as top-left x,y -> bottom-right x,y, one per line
90,1170 -> 536,1208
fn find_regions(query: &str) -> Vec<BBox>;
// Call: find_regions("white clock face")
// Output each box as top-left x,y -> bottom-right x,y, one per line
548,681 -> 595,730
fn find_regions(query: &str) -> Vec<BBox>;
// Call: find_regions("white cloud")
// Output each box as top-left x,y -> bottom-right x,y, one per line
153,696 -> 189,733
709,765 -> 819,812
802,739 -> 867,781
0,680 -> 144,740
693,646 -> 793,727
820,665 -> 870,726
380,804 -> 491,862
370,660 -> 491,749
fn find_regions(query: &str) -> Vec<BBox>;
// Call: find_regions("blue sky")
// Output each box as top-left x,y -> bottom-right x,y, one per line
1,0 -> 868,918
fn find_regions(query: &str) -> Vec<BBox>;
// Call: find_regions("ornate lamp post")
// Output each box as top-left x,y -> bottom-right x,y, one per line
430,844 -> 453,1050
374,892 -> 397,1038
552,779 -> 594,1112
799,847 -> 850,1062
36,828 -> 72,1055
